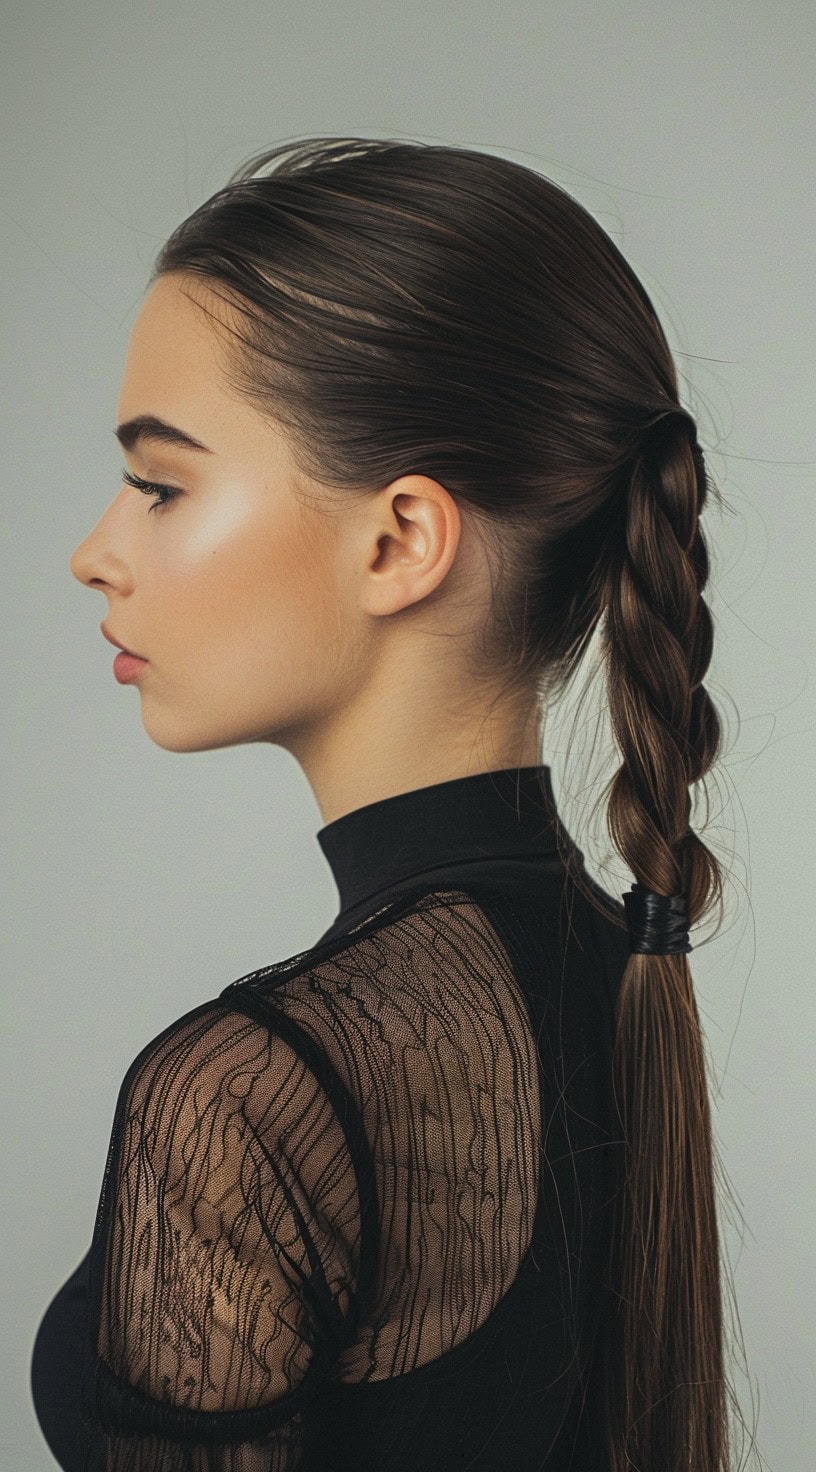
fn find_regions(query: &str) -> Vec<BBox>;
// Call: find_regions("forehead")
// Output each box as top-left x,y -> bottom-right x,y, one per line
118,275 -> 264,454
122,275 -> 227,393
116,275 -> 313,494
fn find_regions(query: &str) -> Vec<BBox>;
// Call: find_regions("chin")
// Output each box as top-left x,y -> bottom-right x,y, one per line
138,716 -> 246,755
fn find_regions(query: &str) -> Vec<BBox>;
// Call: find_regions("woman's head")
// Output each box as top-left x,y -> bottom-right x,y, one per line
72,268 -> 534,814
72,135 -> 718,832
70,134 -> 745,1468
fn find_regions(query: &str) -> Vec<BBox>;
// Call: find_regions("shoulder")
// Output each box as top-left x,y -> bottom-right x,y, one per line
99,995 -> 371,1322
114,996 -> 349,1167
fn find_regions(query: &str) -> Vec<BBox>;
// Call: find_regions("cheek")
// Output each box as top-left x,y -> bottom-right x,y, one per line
157,505 -> 339,657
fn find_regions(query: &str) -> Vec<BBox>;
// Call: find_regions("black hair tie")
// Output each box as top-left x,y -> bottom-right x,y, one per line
622,882 -> 692,955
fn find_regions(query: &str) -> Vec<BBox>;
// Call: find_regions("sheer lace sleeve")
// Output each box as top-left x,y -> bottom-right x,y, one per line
79,999 -> 364,1472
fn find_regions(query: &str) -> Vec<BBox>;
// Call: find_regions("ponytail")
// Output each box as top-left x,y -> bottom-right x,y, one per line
600,411 -> 730,1470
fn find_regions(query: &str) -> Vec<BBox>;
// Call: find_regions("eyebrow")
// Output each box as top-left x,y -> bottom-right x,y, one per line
114,415 -> 214,455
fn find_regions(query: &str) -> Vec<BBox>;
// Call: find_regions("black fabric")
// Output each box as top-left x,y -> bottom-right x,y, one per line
31,763 -> 630,1470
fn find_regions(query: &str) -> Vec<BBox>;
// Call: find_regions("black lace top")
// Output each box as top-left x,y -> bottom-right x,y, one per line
30,764 -> 630,1471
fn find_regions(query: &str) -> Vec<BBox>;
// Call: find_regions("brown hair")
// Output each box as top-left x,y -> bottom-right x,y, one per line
150,134 -> 763,1472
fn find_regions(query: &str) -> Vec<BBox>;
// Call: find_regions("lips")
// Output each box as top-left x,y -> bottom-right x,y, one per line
101,623 -> 145,659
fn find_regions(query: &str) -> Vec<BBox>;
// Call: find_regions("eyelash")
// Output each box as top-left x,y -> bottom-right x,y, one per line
121,467 -> 182,512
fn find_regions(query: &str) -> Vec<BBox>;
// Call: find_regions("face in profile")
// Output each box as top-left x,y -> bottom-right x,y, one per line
70,270 -> 538,813
70,272 -> 381,760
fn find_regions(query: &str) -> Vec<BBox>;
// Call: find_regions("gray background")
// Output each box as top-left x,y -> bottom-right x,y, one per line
3,2 -> 813,1468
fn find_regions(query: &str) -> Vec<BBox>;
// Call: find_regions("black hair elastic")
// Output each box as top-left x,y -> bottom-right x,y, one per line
622,882 -> 692,955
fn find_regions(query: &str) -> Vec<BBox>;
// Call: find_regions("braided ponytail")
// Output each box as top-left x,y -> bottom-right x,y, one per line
600,409 -> 730,1471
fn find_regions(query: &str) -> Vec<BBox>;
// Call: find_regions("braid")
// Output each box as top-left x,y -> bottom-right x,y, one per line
603,408 -> 723,937
598,407 -> 730,1470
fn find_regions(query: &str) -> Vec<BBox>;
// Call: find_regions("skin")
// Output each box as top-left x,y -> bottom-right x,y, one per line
70,272 -> 543,827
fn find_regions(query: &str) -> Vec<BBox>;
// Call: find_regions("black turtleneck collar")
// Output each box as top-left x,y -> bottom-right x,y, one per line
316,763 -> 568,926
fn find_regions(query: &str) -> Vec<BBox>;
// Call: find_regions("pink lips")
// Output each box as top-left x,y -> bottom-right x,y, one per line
100,622 -> 145,660
101,623 -> 149,682
112,650 -> 148,683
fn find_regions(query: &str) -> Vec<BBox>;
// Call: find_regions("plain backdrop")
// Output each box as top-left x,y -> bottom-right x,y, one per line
2,2 -> 814,1468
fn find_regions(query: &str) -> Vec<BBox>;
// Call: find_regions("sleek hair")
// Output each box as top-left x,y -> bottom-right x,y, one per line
150,134 -> 760,1472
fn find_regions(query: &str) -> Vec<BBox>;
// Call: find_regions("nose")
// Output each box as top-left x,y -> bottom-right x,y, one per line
69,533 -> 106,589
69,490 -> 132,591
69,541 -> 88,584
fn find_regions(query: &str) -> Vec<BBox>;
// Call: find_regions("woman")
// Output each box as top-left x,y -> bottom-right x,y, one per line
32,134 -> 746,1471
